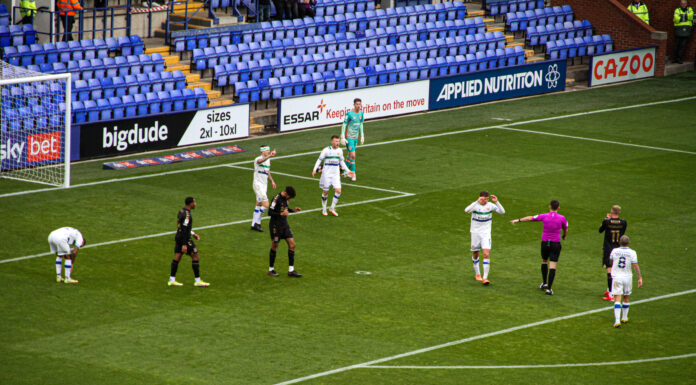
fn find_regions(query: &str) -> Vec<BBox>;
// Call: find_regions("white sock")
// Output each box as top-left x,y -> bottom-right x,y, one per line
289,265 -> 294,272
56,257 -> 62,277
472,258 -> 480,276
65,260 -> 72,279
482,259 -> 490,279
169,276 -> 176,282
321,194 -> 328,210
622,303 -> 629,319
331,193 -> 340,210
614,303 -> 621,324
195,277 -> 201,283
252,207 -> 261,225
257,207 -> 266,223
269,266 -> 275,272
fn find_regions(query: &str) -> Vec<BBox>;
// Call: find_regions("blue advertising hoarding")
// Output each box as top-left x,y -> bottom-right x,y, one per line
429,60 -> 567,110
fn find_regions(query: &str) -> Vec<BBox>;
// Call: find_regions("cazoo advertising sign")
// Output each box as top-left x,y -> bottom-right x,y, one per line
589,47 -> 656,87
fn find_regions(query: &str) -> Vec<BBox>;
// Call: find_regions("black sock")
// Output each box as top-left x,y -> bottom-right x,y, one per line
548,268 -> 556,289
192,260 -> 200,278
288,250 -> 295,267
170,260 -> 179,277
269,249 -> 277,269
607,273 -> 612,291
541,263 -> 548,284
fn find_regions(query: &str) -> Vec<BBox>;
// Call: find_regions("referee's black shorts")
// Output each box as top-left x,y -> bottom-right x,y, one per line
540,240 -> 561,262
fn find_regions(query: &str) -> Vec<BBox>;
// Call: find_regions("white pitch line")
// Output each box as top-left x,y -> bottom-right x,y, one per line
365,353 -> 696,369
0,193 -> 413,265
273,288 -> 696,385
497,127 -> 696,155
226,165 -> 414,196
4,95 -> 696,199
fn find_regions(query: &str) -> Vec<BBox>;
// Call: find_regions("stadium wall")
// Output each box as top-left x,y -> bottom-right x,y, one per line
551,0 -> 670,77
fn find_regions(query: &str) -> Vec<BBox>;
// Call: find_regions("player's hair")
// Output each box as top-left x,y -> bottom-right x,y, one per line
185,197 -> 195,206
550,200 -> 560,210
619,235 -> 630,246
611,205 -> 621,214
354,98 -> 361,104
479,190 -> 489,197
285,186 -> 296,198
331,135 -> 340,140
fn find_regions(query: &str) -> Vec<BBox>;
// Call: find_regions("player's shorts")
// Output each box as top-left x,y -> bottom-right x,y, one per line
270,222 -> 294,242
48,233 -> 71,255
603,247 -> 615,267
611,275 -> 632,296
540,240 -> 562,262
319,172 -> 341,191
174,239 -> 197,255
253,183 -> 268,202
470,232 -> 491,251
346,138 -> 358,152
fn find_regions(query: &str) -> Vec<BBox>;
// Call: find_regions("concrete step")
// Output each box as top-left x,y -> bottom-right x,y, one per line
467,10 -> 485,17
505,34 -> 515,44
483,18 -> 496,25
169,13 -> 214,27
186,73 -> 201,83
144,46 -> 170,55
566,78 -> 576,87
161,22 -> 207,31
188,81 -> 212,91
523,49 -> 535,57
209,98 -> 235,107
487,26 -> 504,33
526,56 -> 545,63
173,1 -> 205,12
163,55 -> 180,65
167,63 -> 191,73
206,89 -> 221,99
250,123 -> 265,133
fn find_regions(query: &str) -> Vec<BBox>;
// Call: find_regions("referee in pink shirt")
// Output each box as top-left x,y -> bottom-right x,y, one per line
511,200 -> 568,296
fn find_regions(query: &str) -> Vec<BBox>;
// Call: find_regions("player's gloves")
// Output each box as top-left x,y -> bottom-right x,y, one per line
360,134 -> 364,145
340,135 -> 347,146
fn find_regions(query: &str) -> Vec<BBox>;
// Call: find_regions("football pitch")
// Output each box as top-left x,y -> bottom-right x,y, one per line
2,73 -> 696,384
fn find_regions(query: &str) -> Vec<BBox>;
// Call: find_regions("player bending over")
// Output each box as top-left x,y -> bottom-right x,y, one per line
313,135 -> 352,216
48,227 -> 85,284
609,235 -> 643,328
464,191 -> 505,285
268,186 -> 303,277
340,98 -> 364,181
169,197 -> 209,287
599,205 -> 627,301
250,145 -> 277,232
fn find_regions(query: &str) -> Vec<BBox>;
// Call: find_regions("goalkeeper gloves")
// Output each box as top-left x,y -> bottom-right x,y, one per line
360,134 -> 364,145
340,135 -> 347,146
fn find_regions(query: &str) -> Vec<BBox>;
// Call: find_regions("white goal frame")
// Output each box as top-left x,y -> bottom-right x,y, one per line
0,71 -> 72,188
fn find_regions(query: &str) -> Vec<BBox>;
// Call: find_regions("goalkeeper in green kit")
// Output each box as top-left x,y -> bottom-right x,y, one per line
340,98 -> 364,181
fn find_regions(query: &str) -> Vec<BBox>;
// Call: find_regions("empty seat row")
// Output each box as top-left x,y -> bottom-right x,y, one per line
27,54 -> 166,80
487,0 -> 545,16
0,24 -> 35,47
194,28 -> 498,71
71,89 -> 208,124
526,21 -> 593,46
173,3 -> 467,52
216,44 -> 523,88
394,0 -> 439,8
2,105 -> 64,132
314,0 -> 375,16
507,6 -> 574,32
546,35 -> 613,60
1,82 -> 65,110
3,36 -> 144,66
234,50 -> 525,102
72,72 -> 187,102
0,4 -> 9,27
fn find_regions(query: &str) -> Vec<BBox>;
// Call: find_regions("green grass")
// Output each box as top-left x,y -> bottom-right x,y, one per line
1,74 -> 696,384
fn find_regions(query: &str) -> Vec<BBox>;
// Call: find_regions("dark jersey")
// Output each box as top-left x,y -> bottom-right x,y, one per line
269,193 -> 293,227
175,208 -> 193,243
599,218 -> 627,250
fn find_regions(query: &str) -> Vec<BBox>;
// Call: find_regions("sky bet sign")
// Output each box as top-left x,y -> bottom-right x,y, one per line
1,130 -> 63,171
429,60 -> 567,110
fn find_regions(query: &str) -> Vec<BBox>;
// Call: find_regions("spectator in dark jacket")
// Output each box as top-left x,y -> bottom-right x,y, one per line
298,0 -> 315,18
258,0 -> 271,21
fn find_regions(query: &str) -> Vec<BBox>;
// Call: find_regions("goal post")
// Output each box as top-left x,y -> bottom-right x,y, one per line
0,61 -> 72,187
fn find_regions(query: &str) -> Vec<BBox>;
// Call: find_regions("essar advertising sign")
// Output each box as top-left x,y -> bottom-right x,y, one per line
589,47 -> 656,87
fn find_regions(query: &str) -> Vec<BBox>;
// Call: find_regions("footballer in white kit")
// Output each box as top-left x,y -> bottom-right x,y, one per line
48,227 -> 85,284
464,191 -> 505,285
312,135 -> 352,216
250,145 -> 277,232
609,235 -> 643,327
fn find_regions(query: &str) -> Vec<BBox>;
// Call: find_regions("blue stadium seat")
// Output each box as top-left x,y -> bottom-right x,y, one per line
109,97 -> 124,119
100,77 -> 114,99
134,94 -> 147,115
194,88 -> 207,108
30,44 -> 44,65
74,80 -> 89,101
181,88 -> 195,110
17,45 -> 31,66
334,69 -> 346,90
344,68 -> 356,89
146,92 -> 160,114
173,70 -> 186,90
83,100 -> 98,122
158,91 -> 172,113
123,74 -> 138,96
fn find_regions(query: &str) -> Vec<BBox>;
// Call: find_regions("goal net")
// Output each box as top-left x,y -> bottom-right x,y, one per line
0,61 -> 71,187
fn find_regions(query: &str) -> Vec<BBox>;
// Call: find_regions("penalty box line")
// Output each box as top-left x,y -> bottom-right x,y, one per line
273,288 -> 696,384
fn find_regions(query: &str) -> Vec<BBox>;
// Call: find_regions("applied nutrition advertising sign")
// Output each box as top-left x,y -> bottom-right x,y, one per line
429,60 -> 567,110
278,81 -> 429,132
79,104 -> 250,159
589,47 -> 656,87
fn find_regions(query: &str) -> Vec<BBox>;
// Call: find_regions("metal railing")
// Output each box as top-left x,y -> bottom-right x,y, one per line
165,0 -> 218,44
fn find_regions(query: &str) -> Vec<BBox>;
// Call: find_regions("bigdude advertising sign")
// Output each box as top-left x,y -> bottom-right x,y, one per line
589,47 -> 656,87
79,104 -> 250,159
278,81 -> 430,132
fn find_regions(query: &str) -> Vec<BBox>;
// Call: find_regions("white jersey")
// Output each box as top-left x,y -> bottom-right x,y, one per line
48,227 -> 84,255
253,155 -> 271,187
313,146 -> 348,178
610,247 -> 638,279
464,201 -> 505,234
